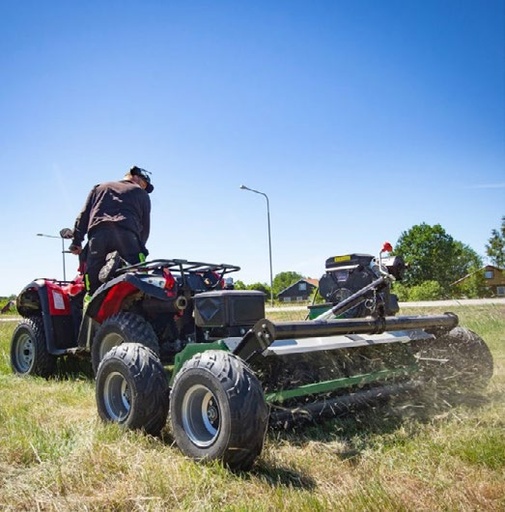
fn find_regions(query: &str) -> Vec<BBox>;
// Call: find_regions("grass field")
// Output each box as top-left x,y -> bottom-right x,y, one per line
1,304 -> 504,511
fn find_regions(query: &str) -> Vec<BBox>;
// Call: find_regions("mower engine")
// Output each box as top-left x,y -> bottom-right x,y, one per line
318,252 -> 406,317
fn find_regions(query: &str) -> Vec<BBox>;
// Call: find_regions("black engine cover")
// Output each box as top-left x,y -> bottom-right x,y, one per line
319,253 -> 400,317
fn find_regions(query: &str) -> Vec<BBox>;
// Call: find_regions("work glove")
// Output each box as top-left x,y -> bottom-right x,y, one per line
69,243 -> 82,255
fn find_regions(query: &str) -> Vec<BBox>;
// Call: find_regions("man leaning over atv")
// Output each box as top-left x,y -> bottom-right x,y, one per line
69,166 -> 154,297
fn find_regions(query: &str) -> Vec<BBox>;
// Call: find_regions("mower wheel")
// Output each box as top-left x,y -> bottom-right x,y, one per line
95,343 -> 169,435
10,317 -> 57,378
91,312 -> 160,374
169,350 -> 269,471
413,326 -> 494,394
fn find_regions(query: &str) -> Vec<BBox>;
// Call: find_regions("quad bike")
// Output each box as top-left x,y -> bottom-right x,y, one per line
11,239 -> 494,471
10,231 -> 242,377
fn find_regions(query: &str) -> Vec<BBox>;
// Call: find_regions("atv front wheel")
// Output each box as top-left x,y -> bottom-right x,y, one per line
169,350 -> 269,471
95,343 -> 169,435
91,312 -> 160,374
10,317 -> 57,377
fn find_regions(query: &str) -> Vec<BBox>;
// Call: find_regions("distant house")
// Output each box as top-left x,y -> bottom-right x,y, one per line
277,278 -> 319,302
482,265 -> 505,296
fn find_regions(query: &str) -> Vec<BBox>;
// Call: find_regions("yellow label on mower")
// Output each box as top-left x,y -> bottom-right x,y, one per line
334,255 -> 351,263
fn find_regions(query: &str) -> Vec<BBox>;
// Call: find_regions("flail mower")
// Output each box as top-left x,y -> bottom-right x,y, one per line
11,239 -> 494,471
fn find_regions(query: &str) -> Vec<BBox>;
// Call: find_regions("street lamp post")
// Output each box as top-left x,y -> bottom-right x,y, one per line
240,185 -> 274,307
36,233 -> 68,281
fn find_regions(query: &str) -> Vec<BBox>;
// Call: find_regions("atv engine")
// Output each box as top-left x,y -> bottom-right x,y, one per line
318,253 -> 406,318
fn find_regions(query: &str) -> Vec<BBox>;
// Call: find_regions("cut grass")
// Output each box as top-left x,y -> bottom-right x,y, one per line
0,304 -> 504,511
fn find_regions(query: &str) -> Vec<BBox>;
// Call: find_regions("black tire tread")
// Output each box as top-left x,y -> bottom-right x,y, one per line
412,326 -> 494,394
91,312 -> 160,374
170,350 -> 269,471
10,317 -> 57,378
96,343 -> 169,435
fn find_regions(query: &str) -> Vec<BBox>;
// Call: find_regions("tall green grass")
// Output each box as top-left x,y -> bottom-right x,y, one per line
0,305 -> 504,511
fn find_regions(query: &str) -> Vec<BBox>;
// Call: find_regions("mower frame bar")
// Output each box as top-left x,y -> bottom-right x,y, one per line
233,313 -> 458,361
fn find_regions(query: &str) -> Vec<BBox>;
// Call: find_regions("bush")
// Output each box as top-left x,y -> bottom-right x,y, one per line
392,282 -> 409,302
407,281 -> 444,301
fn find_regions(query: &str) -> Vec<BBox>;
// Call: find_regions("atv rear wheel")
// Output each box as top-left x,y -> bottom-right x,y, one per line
10,317 -> 57,378
413,326 -> 494,395
95,343 -> 169,435
91,312 -> 160,374
169,350 -> 269,471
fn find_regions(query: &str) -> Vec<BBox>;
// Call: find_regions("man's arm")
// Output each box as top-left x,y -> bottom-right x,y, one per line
72,186 -> 96,248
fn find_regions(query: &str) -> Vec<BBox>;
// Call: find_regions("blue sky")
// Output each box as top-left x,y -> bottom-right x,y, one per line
1,0 -> 504,296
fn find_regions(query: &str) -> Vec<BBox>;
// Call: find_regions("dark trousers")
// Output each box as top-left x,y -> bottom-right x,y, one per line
85,225 -> 145,294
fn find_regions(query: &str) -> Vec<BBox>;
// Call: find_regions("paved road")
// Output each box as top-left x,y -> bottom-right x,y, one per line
399,297 -> 505,308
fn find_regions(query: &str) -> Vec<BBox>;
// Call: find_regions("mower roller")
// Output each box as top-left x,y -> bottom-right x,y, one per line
11,238 -> 494,471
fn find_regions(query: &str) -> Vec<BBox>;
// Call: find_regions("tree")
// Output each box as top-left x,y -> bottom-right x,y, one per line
486,216 -> 505,268
247,282 -> 270,295
233,280 -> 247,290
272,271 -> 303,298
394,223 -> 482,296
